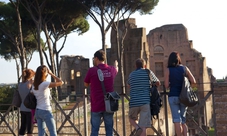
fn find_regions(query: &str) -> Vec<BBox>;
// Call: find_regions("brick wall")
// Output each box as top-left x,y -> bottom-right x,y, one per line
213,83 -> 227,136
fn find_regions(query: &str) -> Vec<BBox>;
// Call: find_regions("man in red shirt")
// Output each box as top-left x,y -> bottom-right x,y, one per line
84,49 -> 118,136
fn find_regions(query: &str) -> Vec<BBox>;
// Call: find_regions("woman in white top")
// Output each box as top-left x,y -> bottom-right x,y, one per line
33,65 -> 63,136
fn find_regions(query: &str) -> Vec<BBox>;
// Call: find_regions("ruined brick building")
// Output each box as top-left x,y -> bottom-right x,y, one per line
108,18 -> 213,93
59,55 -> 89,100
108,18 -> 213,134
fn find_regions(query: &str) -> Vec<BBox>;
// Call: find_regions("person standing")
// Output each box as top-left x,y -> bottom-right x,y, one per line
18,69 -> 36,136
127,58 -> 160,136
84,49 -> 118,136
33,65 -> 63,136
164,51 -> 196,136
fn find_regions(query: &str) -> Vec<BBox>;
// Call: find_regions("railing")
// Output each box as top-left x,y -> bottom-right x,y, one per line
0,86 -> 214,136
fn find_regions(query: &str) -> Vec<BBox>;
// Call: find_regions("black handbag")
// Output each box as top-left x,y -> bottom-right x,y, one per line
179,66 -> 198,107
24,91 -> 37,109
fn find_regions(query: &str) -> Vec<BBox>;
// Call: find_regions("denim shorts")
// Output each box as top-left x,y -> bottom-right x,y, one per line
168,96 -> 187,124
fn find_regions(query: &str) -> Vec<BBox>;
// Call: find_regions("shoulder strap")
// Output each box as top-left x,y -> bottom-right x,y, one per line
183,66 -> 187,77
97,66 -> 107,96
145,69 -> 154,87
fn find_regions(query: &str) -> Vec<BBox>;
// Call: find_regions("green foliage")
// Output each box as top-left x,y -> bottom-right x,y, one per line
0,2 -> 39,61
81,0 -> 159,50
0,85 -> 16,111
192,87 -> 198,91
216,79 -> 225,83
44,0 -> 89,36
208,128 -> 215,136
124,0 -> 159,15
85,0 -> 159,16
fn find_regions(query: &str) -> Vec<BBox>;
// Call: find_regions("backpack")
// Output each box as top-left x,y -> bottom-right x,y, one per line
150,84 -> 162,119
145,69 -> 162,119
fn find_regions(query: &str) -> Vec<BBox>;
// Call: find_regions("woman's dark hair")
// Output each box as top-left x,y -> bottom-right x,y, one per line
22,69 -> 35,82
33,65 -> 48,90
167,51 -> 182,67
94,49 -> 106,61
135,58 -> 145,68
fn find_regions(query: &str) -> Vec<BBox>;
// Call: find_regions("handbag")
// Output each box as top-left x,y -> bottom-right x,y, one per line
12,89 -> 22,107
97,67 -> 120,113
23,90 -> 37,109
179,66 -> 198,107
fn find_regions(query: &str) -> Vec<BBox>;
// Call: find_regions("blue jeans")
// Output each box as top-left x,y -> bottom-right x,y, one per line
168,96 -> 187,124
90,111 -> 114,136
35,109 -> 57,136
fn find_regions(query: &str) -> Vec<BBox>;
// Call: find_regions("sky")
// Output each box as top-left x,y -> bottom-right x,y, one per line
0,0 -> 226,84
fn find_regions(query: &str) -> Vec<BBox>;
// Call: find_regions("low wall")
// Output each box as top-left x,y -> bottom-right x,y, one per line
213,83 -> 227,136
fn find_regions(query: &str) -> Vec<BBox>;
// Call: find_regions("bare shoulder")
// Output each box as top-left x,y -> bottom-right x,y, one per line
164,68 -> 169,73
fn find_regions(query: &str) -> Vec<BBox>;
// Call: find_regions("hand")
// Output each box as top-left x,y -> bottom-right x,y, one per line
191,83 -> 197,88
48,69 -> 53,75
114,60 -> 118,67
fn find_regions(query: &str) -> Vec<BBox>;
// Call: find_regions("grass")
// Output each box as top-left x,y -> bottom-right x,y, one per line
208,128 -> 215,136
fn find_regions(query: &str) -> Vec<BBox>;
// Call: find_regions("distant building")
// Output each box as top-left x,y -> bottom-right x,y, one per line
59,55 -> 89,101
0,83 -> 17,88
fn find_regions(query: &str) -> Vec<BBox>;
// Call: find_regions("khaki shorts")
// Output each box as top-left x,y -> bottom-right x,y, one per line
128,104 -> 151,128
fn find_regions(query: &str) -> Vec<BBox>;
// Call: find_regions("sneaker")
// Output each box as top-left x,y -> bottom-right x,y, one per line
135,127 -> 142,136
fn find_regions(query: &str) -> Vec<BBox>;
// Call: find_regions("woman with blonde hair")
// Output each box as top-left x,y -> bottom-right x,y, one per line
18,69 -> 35,136
32,65 -> 63,136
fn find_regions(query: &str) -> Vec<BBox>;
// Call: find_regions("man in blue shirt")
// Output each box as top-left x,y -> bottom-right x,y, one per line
128,58 -> 160,136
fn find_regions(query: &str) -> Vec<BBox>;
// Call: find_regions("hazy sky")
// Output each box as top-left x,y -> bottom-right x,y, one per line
0,0 -> 226,83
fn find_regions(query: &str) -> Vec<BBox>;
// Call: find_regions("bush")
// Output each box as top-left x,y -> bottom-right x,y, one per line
208,128 -> 215,136
0,85 -> 16,111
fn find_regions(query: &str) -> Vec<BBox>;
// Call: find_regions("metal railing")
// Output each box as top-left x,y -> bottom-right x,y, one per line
0,86 -> 214,136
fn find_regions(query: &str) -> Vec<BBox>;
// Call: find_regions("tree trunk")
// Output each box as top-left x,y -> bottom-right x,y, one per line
43,23 -> 56,75
100,9 -> 107,63
21,0 -> 45,65
114,19 -> 129,136
16,4 -> 26,71
55,35 -> 67,77
10,0 -> 27,83
37,22 -> 44,65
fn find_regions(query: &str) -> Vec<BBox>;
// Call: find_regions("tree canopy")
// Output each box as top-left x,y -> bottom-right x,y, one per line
0,0 -> 89,82
19,0 -> 89,75
80,0 -> 159,50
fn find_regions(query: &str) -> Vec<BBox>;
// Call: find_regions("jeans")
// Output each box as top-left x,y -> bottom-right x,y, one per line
90,111 -> 114,136
35,109 -> 57,136
168,96 -> 187,123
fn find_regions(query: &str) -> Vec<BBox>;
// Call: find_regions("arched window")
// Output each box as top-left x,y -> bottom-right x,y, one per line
154,45 -> 164,53
154,45 -> 164,57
